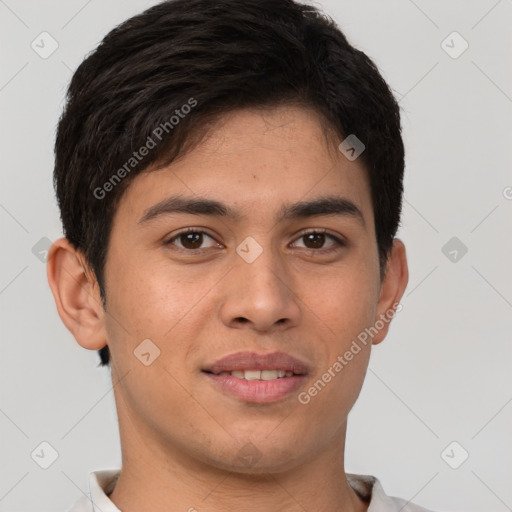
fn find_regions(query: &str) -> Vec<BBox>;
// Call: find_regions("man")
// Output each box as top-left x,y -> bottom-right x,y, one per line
47,0 -> 434,510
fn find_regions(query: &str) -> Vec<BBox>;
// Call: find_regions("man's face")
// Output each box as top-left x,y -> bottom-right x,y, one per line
102,106 -> 383,472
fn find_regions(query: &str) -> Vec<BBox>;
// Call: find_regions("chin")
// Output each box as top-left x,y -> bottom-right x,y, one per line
203,436 -> 308,475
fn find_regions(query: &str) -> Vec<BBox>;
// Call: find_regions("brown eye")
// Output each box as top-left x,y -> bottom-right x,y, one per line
179,232 -> 203,249
303,233 -> 326,249
165,229 -> 219,251
291,230 -> 345,252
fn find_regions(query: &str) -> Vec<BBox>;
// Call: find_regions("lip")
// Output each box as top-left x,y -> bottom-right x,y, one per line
202,351 -> 310,375
202,351 -> 310,404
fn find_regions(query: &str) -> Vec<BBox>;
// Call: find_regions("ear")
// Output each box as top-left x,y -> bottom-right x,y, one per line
46,237 -> 107,350
372,238 -> 409,345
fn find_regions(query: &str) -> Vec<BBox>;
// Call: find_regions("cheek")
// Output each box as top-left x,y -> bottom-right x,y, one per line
107,257 -> 198,331
103,255 -> 221,373
297,281 -> 376,430
300,262 -> 380,344
296,260 -> 378,427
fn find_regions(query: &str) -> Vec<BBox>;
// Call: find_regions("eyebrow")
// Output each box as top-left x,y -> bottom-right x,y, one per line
138,194 -> 365,226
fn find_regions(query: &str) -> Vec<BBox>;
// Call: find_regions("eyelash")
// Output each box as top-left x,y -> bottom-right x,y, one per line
164,227 -> 346,255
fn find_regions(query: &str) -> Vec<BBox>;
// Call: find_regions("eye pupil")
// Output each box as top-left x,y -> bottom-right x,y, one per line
182,232 -> 203,249
304,233 -> 325,249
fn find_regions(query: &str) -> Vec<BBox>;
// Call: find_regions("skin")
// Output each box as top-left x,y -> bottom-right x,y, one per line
48,105 -> 408,512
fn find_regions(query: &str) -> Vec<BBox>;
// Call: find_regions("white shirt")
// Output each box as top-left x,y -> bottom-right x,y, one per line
66,469 -> 436,512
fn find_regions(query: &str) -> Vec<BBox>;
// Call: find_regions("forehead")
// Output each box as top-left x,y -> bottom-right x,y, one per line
195,105 -> 341,158
115,105 -> 373,226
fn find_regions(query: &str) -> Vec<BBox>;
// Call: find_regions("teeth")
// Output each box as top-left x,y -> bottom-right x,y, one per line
217,370 -> 294,380
261,370 -> 278,380
244,370 -> 261,381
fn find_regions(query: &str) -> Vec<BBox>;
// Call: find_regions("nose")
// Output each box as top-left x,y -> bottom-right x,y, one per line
218,244 -> 301,333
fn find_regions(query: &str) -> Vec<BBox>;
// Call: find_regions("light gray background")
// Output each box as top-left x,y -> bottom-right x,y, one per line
1,1 -> 511,511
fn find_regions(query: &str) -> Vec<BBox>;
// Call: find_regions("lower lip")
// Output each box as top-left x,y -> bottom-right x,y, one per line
203,372 -> 306,403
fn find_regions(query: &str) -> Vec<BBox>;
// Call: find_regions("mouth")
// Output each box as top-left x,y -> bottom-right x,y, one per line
203,369 -> 300,380
202,351 -> 309,403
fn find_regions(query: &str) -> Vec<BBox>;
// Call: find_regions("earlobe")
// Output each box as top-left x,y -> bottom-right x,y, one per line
372,239 -> 409,345
46,237 -> 108,351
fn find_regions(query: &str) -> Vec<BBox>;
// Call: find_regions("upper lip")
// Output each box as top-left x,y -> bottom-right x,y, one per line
202,351 -> 310,375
